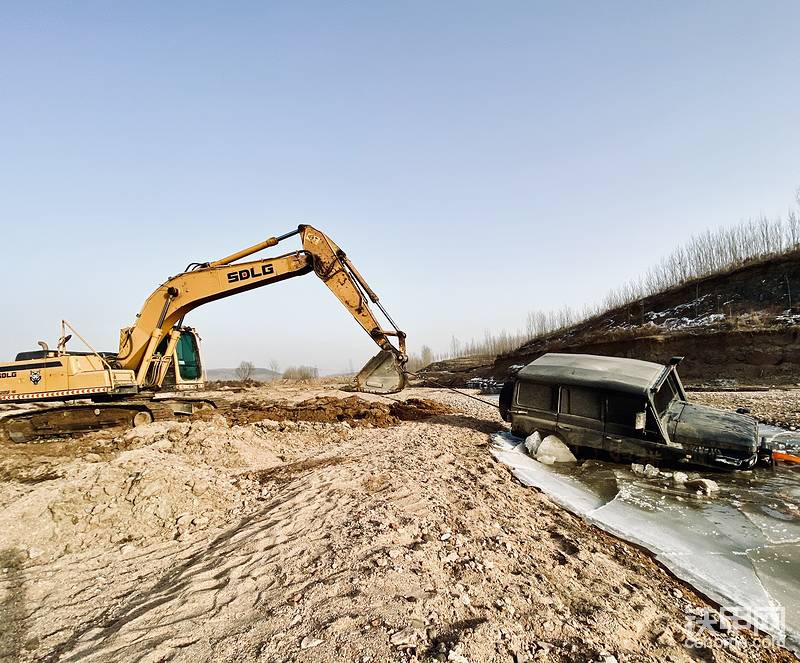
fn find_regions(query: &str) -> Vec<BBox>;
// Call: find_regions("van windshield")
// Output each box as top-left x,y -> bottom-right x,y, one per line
653,374 -> 681,416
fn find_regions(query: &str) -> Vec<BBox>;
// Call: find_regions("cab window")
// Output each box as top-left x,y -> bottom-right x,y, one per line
516,382 -> 557,411
176,333 -> 202,380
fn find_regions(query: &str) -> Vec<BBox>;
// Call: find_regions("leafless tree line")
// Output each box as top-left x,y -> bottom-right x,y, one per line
282,365 -> 319,380
601,210 -> 800,311
411,196 -> 800,368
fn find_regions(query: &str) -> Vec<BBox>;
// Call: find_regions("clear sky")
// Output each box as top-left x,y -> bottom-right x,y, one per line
1,2 -> 799,373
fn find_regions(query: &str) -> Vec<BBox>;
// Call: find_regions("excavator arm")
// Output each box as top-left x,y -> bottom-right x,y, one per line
116,225 -> 407,393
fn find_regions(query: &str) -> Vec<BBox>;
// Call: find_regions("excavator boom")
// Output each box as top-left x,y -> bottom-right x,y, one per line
117,225 -> 407,393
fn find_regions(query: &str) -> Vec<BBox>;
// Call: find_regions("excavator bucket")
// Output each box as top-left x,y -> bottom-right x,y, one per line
353,350 -> 407,394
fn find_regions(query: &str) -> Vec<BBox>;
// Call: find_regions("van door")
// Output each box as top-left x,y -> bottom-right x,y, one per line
557,386 -> 604,452
605,392 -> 650,460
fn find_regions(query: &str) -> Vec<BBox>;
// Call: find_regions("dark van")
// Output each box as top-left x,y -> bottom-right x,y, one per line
499,353 -> 765,470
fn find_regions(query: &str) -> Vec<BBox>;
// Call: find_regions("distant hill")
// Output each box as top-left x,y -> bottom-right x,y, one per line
206,367 -> 280,382
420,249 -> 800,388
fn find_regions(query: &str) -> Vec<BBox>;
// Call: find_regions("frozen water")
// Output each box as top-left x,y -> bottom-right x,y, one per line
491,432 -> 800,653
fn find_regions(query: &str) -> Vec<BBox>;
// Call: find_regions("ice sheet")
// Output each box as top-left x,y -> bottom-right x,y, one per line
490,433 -> 799,653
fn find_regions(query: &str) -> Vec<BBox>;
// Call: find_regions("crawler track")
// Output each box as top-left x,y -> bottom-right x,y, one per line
0,398 -> 215,443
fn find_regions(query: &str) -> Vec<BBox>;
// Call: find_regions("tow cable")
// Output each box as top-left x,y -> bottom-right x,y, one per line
403,372 -> 502,410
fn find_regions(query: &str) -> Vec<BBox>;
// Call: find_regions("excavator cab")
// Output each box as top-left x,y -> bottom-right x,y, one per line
154,328 -> 205,391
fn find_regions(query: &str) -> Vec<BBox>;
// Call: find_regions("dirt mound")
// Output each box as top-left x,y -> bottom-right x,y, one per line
0,416 -> 283,558
226,396 -> 452,427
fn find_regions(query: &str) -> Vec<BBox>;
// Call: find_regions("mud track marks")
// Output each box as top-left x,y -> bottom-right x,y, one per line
44,461 -> 360,662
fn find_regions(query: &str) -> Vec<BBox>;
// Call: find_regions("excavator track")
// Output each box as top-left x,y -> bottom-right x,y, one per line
0,398 -> 216,444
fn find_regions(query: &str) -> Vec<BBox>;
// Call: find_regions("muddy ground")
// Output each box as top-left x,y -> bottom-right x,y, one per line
0,383 -> 795,663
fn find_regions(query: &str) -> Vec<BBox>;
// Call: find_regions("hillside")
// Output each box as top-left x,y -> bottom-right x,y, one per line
421,249 -> 800,387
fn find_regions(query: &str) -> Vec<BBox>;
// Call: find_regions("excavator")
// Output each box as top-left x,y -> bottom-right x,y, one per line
0,225 -> 407,442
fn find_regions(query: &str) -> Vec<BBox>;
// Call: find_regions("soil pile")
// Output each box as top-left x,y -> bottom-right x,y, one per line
226,395 -> 452,427
0,415 -> 282,557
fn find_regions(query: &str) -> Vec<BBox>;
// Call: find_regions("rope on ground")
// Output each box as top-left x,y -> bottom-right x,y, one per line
403,372 -> 502,410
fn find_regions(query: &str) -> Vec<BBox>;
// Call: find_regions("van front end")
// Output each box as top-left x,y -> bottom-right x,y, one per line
666,401 -> 761,470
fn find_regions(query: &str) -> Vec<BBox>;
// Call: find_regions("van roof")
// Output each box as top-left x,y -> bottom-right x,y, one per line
516,353 -> 665,396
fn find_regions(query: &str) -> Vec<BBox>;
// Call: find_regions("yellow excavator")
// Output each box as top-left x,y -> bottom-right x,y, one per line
0,225 -> 407,442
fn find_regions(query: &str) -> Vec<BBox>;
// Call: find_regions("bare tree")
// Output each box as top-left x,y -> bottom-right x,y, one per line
420,345 -> 434,366
236,360 -> 256,383
268,358 -> 280,381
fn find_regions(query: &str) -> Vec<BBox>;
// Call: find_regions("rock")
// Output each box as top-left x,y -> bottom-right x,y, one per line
175,513 -> 193,527
537,455 -> 556,465
447,651 -> 470,663
632,463 -> 660,478
535,435 -> 576,463
27,547 -> 44,559
389,627 -> 417,647
85,453 -> 102,462
300,636 -> 323,650
685,478 -> 719,495
655,628 -> 674,646
191,479 -> 209,496
672,472 -> 689,485
643,464 -> 660,478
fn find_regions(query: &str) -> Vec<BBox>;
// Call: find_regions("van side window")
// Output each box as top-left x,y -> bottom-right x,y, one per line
564,387 -> 601,420
516,382 -> 556,411
606,393 -> 643,427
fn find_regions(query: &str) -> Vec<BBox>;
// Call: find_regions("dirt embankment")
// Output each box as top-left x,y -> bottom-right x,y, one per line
0,384 -> 793,663
419,250 -> 800,388
491,328 -> 800,388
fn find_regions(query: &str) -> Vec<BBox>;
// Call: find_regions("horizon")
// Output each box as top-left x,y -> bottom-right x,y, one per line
2,2 -> 799,373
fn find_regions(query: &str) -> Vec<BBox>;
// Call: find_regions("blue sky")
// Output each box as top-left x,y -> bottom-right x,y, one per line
1,2 -> 798,372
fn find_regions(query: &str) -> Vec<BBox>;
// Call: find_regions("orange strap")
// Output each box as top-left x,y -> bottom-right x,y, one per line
772,451 -> 800,464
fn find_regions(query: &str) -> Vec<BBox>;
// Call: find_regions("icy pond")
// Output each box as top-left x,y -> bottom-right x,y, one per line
489,422 -> 800,654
